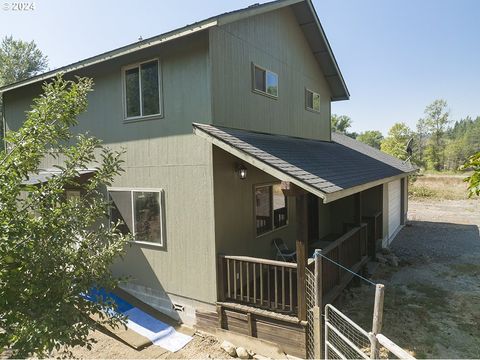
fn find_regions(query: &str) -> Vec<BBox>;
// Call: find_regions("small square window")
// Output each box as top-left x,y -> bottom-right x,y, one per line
253,64 -> 278,98
306,89 -> 320,112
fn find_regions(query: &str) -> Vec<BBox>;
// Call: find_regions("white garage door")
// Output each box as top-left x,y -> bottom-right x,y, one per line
388,180 -> 401,241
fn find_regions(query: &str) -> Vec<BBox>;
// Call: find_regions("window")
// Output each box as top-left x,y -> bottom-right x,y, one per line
253,64 -> 278,97
109,189 -> 165,246
123,59 -> 161,119
306,89 -> 320,112
255,183 -> 288,236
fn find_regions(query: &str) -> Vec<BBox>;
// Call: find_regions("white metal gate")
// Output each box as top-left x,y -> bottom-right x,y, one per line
324,304 -> 371,359
324,303 -> 415,360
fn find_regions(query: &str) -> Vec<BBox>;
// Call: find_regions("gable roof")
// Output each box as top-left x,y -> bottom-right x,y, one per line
0,0 -> 349,100
193,123 -> 415,203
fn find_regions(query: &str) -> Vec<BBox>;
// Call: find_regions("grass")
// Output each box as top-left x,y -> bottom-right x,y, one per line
409,173 -> 470,200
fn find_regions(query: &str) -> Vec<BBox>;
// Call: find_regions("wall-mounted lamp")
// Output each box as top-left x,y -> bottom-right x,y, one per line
236,164 -> 247,180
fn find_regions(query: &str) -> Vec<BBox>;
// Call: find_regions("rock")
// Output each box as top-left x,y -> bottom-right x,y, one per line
388,255 -> 399,267
376,253 -> 387,264
236,347 -> 251,359
381,247 -> 392,255
253,355 -> 271,360
221,340 -> 237,357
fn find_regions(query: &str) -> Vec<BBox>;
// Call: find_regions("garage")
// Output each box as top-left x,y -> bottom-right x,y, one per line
387,179 -> 402,244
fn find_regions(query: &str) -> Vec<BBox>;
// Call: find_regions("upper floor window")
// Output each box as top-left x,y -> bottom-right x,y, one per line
255,183 -> 288,236
109,188 -> 166,247
305,89 -> 320,112
252,64 -> 278,98
123,59 -> 161,120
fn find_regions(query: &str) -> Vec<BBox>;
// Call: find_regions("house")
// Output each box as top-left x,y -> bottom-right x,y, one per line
1,0 -> 415,357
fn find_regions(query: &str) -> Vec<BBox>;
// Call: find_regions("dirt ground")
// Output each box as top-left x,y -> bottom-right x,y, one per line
50,329 -> 233,359
337,198 -> 480,359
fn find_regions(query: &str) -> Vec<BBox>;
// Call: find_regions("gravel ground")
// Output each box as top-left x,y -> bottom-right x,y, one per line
339,199 -> 480,359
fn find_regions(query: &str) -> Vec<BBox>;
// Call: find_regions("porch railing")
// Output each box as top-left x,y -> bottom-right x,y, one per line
320,223 -> 368,304
217,255 -> 298,314
362,211 -> 383,257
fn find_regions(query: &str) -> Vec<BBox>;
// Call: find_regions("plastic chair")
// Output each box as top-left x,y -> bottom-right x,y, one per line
272,238 -> 296,262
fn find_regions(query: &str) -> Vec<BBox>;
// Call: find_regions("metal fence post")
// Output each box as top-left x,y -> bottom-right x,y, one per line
313,250 -> 323,359
370,284 -> 385,359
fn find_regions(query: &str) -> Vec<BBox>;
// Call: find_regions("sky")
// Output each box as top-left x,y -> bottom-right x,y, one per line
1,0 -> 479,134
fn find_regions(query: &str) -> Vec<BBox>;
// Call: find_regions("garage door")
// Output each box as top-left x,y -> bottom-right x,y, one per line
388,180 -> 401,241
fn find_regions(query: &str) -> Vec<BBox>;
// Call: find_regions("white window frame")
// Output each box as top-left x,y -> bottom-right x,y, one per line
254,182 -> 288,238
305,88 -> 321,113
252,63 -> 279,99
122,58 -> 163,122
107,187 -> 166,248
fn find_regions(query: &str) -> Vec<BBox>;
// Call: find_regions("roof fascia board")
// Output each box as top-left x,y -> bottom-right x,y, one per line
0,20 -> 217,93
193,126 -> 327,201
217,0 -> 303,25
323,173 -> 413,203
304,0 -> 350,99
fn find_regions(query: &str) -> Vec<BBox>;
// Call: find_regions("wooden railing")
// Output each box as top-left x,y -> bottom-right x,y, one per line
319,223 -> 368,304
362,211 -> 383,258
217,255 -> 298,314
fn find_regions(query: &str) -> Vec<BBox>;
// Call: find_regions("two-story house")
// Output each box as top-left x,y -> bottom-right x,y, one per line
1,0 -> 415,357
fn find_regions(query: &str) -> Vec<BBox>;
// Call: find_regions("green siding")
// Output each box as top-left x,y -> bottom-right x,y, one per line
213,147 -> 297,259
3,32 -> 218,304
210,7 -> 332,141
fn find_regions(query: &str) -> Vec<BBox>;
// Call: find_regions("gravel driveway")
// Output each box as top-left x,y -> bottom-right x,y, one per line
339,199 -> 480,359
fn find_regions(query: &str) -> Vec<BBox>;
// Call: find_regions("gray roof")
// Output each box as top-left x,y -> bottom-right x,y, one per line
22,169 -> 96,185
194,123 -> 415,200
0,0 -> 348,100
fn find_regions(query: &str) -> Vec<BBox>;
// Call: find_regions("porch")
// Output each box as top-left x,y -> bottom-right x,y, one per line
193,123 -> 412,357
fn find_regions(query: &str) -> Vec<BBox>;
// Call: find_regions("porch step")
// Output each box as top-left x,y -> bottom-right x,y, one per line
217,301 -> 306,326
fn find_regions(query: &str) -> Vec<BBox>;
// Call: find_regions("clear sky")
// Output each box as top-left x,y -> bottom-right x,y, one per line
1,0 -> 479,134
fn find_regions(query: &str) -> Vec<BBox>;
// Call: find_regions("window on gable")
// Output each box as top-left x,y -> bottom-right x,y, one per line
306,89 -> 320,112
253,64 -> 278,98
109,189 -> 165,246
255,183 -> 288,236
124,59 -> 161,119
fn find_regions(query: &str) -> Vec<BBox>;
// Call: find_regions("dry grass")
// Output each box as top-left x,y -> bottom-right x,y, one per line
409,174 -> 470,200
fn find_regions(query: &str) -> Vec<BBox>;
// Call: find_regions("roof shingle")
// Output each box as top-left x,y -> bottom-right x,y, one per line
193,123 -> 415,195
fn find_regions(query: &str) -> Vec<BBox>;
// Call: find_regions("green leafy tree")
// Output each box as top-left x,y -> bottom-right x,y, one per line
0,76 -> 128,357
356,130 -> 384,149
0,35 -> 48,86
461,152 -> 480,197
331,114 -> 352,133
380,122 -> 413,161
0,36 -> 48,147
421,99 -> 450,170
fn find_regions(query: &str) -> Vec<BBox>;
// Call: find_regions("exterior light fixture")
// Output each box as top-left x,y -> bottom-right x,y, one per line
236,164 -> 247,180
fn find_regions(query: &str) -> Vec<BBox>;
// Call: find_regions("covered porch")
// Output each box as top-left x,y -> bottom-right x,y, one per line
193,123 -> 413,357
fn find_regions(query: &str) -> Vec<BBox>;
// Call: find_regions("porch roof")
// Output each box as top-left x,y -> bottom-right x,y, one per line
193,123 -> 416,203
22,168 -> 96,185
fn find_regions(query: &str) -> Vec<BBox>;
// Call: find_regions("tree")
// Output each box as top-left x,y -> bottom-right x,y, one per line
461,152 -> 480,197
421,99 -> 450,170
356,130 -> 384,149
0,36 -> 49,148
331,114 -> 352,133
380,122 -> 413,161
0,36 -> 48,87
0,76 -> 128,357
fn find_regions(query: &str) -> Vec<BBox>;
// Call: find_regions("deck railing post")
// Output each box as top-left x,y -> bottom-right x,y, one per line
370,283 -> 385,359
217,255 -> 226,302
